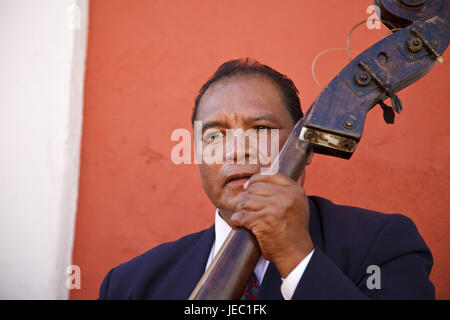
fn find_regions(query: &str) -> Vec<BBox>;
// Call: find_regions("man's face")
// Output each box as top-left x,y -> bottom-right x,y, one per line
195,74 -> 295,212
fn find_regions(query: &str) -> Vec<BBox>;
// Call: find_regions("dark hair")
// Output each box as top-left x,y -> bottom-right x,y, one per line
191,58 -> 303,125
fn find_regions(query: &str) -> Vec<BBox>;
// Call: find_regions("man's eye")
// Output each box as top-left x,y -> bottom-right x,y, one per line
203,129 -> 223,143
254,125 -> 270,131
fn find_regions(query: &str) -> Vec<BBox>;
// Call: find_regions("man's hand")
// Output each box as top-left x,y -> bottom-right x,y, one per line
230,173 -> 314,278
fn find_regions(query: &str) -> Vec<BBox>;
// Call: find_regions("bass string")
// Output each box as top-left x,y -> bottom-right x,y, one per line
312,17 -> 401,89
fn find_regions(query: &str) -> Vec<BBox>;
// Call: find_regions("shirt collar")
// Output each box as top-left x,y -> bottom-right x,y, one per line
213,209 -> 232,258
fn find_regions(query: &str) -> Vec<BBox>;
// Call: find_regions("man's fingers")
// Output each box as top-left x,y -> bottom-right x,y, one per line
230,210 -> 249,228
236,194 -> 267,211
231,209 -> 264,230
244,172 -> 293,190
245,182 -> 279,197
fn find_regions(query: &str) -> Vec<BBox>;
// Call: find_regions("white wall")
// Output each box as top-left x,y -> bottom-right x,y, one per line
0,0 -> 89,299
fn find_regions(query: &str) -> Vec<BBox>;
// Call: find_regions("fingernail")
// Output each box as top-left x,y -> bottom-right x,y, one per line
243,180 -> 249,190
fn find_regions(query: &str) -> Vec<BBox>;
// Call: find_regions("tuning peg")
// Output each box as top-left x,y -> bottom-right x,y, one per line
388,92 -> 403,114
378,100 -> 395,124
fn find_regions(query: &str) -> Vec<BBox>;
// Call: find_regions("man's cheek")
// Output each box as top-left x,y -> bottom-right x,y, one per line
199,166 -> 221,194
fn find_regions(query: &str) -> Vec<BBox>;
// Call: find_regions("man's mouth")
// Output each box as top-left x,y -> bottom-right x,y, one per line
224,172 -> 254,186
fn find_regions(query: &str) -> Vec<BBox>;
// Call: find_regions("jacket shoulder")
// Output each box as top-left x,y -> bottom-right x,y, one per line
123,227 -> 211,267
309,196 -> 429,278
99,226 -> 213,299
310,195 -> 414,237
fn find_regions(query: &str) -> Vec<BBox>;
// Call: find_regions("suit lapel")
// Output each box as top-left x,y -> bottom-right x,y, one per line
308,196 -> 325,252
179,226 -> 216,299
149,225 -> 215,299
257,262 -> 283,299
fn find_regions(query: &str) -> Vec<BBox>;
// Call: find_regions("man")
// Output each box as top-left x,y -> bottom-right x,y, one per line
98,58 -> 435,299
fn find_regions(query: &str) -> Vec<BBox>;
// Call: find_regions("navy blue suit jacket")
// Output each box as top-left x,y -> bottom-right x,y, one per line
98,196 -> 435,299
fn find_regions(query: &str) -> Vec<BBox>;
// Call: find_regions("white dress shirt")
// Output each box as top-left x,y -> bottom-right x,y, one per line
205,210 -> 314,300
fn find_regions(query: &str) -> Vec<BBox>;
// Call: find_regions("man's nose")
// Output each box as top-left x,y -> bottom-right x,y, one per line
224,129 -> 256,164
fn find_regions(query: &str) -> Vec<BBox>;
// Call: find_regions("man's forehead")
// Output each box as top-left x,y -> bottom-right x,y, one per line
196,74 -> 287,121
201,111 -> 283,129
202,74 -> 282,101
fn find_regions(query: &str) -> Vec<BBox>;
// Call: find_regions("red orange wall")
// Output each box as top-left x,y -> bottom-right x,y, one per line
72,0 -> 450,299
